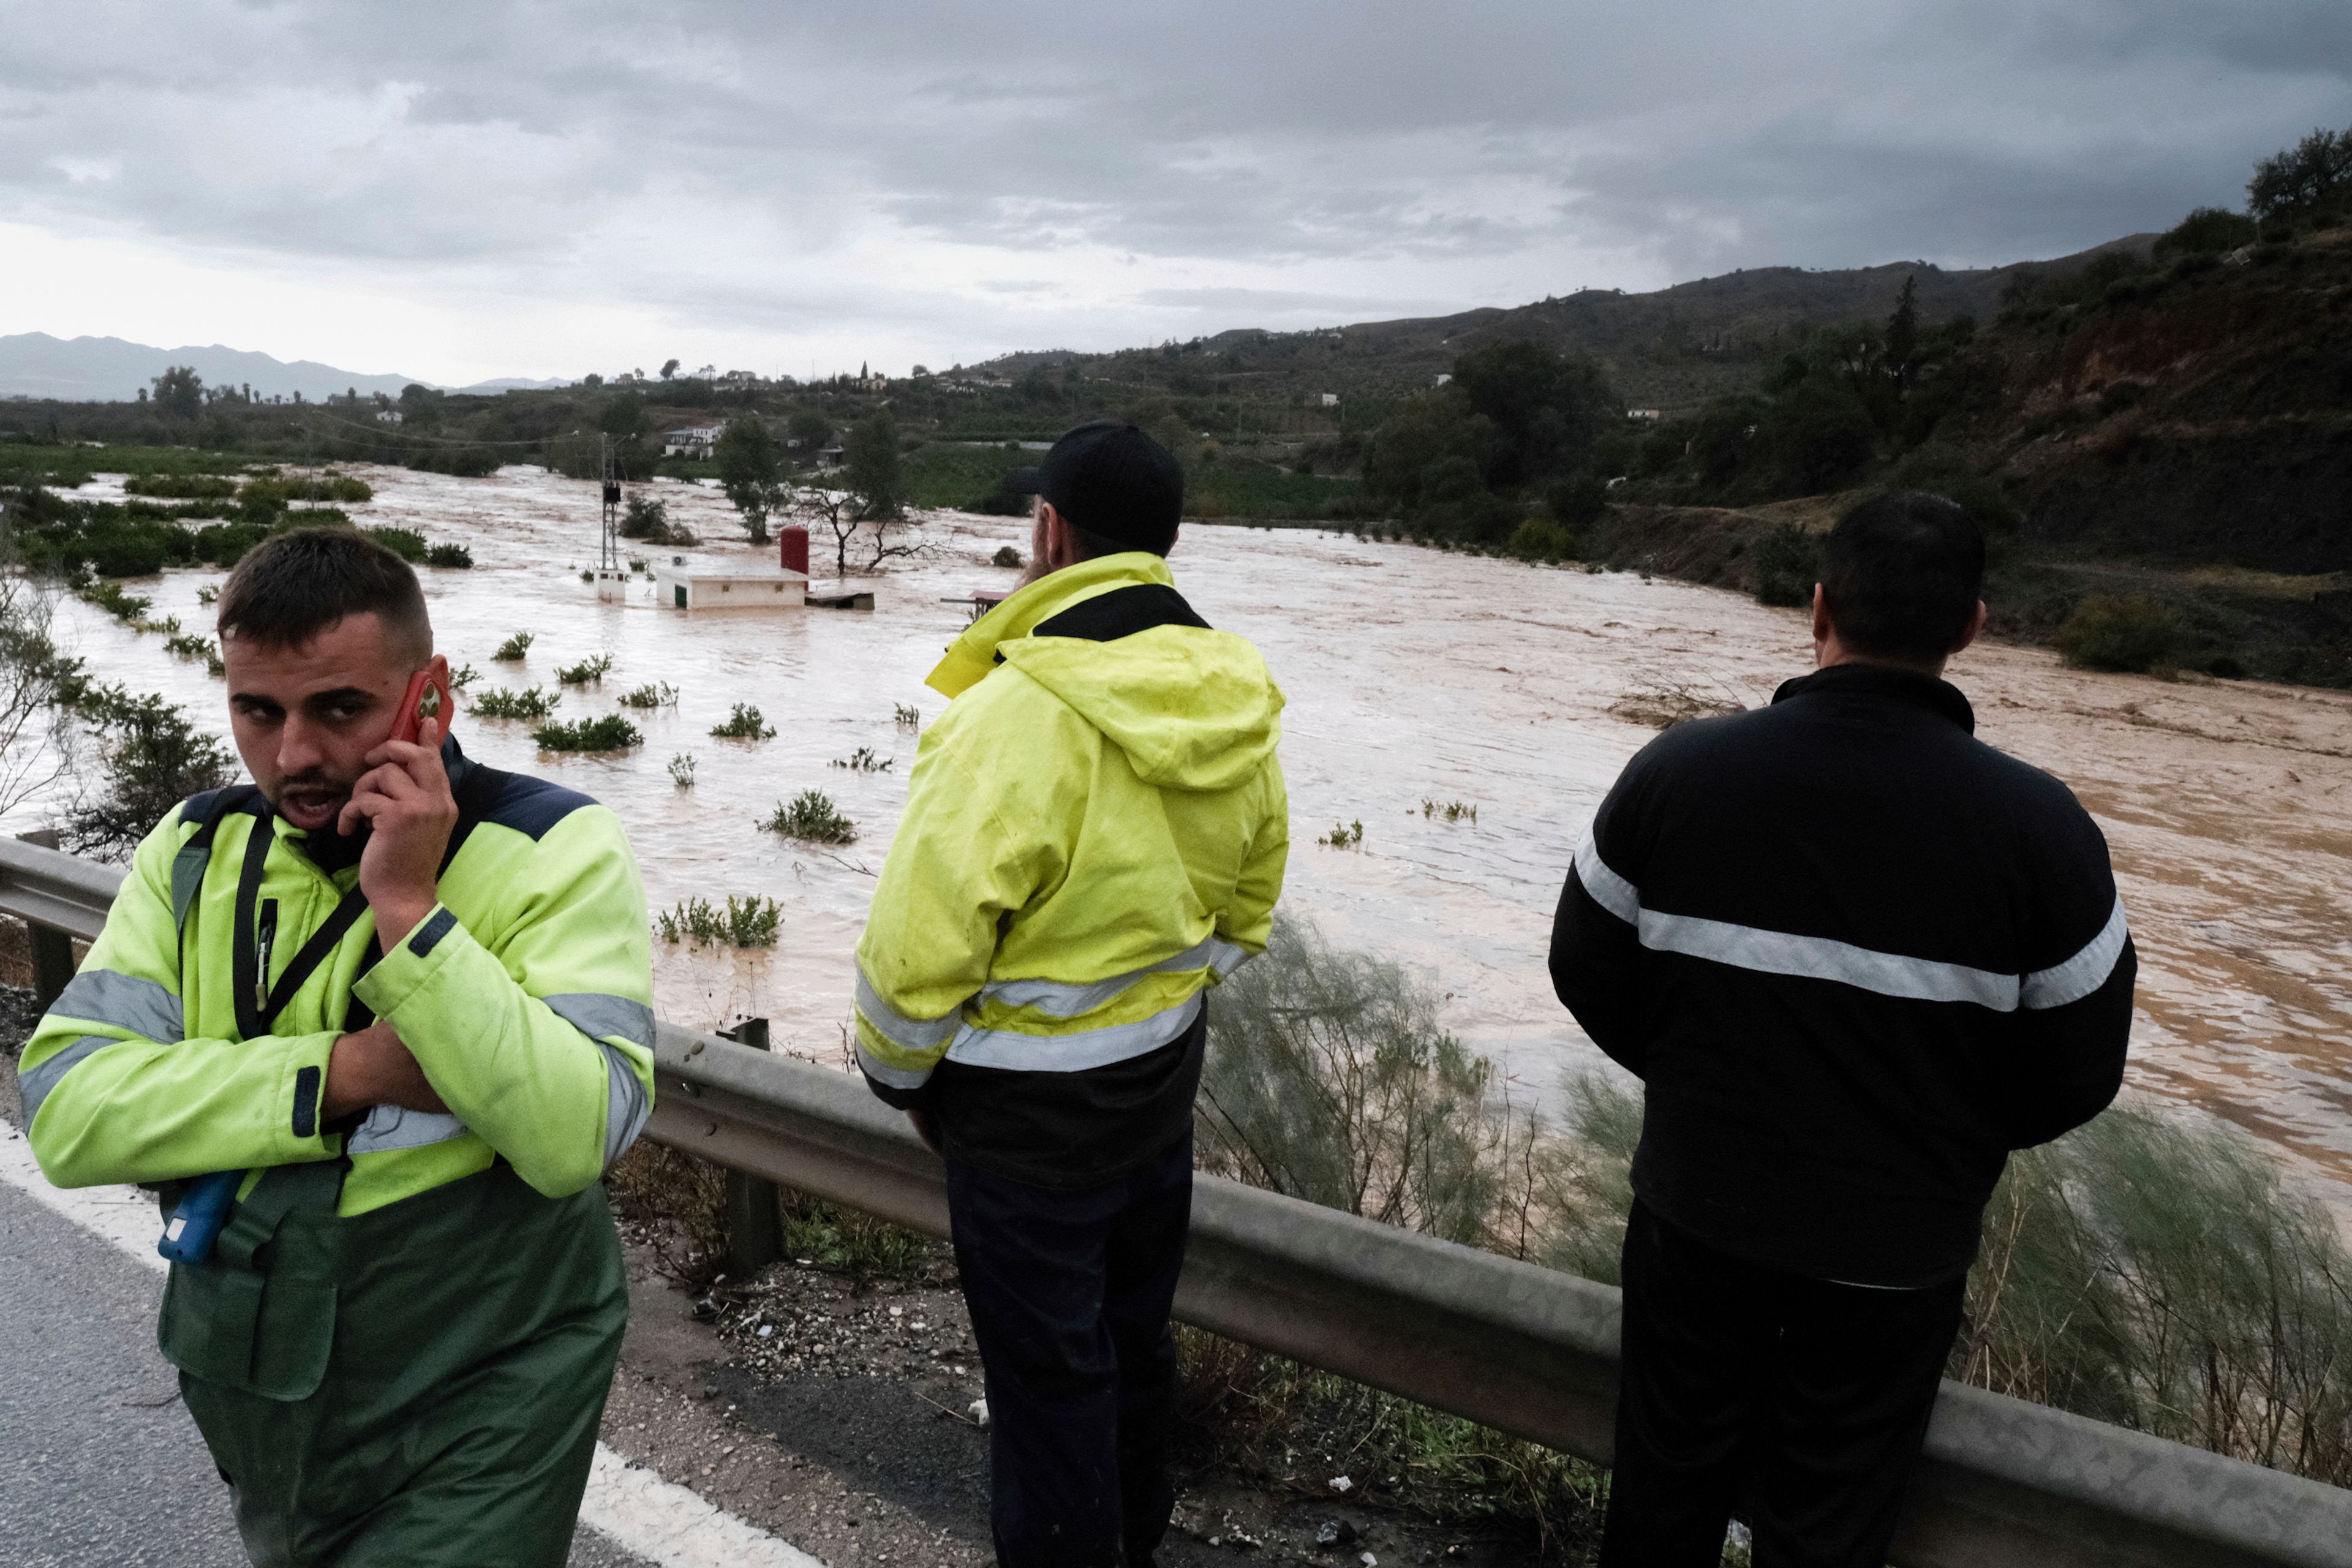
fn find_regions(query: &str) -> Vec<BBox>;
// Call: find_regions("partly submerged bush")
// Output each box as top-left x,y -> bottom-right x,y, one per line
710,702 -> 776,740
469,685 -> 558,720
1506,518 -> 1576,563
760,789 -> 855,843
491,630 -> 534,661
424,541 -> 473,568
655,894 -> 783,949
555,651 -> 614,686
365,526 -> 428,563
2054,593 -> 2180,673
532,714 -> 640,752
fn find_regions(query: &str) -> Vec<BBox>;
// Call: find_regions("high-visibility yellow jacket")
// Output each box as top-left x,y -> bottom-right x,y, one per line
18,745 -> 655,1216
853,551 -> 1287,1173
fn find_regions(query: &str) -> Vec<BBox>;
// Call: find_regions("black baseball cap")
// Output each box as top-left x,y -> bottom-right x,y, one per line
1036,421 -> 1184,552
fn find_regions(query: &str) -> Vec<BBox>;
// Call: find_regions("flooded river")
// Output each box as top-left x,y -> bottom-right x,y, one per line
18,464 -> 2352,1207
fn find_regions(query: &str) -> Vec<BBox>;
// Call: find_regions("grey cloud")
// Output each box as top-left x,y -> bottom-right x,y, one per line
4,0 -> 2348,368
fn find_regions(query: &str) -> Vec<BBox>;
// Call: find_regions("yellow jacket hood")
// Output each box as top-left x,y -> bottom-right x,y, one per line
927,553 -> 1284,793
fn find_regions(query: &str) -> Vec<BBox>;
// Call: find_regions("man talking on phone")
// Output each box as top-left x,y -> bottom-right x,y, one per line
19,527 -> 655,1566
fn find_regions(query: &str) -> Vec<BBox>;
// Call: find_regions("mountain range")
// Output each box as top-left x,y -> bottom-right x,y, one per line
0,333 -> 569,403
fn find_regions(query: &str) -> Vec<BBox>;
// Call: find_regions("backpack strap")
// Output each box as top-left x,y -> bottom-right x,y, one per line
171,786 -> 265,935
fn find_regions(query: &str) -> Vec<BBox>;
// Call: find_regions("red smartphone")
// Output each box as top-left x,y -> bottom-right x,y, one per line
390,669 -> 454,747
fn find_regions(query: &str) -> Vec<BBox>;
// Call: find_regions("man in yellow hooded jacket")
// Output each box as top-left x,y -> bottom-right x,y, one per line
18,528 -> 654,1567
854,421 -> 1288,1568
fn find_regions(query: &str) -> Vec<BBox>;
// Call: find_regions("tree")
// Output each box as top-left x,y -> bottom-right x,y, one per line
715,415 -> 783,543
61,688 -> 235,862
1885,274 -> 1920,391
660,358 -> 680,380
786,406 -> 832,453
151,366 -> 203,419
1448,340 -> 1616,485
0,539 -> 82,822
844,409 -> 903,519
2248,124 -> 2352,223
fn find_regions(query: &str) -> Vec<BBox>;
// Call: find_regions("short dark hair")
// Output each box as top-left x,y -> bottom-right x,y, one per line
217,527 -> 432,663
1820,492 -> 1985,663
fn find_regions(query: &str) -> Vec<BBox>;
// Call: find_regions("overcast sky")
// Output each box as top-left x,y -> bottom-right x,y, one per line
6,1 -> 2347,386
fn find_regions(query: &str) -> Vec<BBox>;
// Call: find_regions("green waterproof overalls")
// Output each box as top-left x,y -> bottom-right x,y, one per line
154,789 -> 629,1568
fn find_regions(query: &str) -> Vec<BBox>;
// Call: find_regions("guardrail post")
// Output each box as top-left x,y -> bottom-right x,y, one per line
17,830 -> 75,1009
717,1017 -> 784,1276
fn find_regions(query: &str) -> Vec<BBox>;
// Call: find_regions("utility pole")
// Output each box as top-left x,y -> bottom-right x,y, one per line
599,432 -> 619,573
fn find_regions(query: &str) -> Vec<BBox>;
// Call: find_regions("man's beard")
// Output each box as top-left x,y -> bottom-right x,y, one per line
271,769 -> 357,829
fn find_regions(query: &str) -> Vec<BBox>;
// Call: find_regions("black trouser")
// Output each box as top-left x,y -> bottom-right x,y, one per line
1599,1200 -> 1967,1568
945,1129 -> 1194,1568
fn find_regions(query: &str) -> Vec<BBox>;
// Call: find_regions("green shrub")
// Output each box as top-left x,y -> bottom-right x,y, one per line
469,685 -> 558,720
555,652 -> 613,686
366,527 -> 428,562
654,894 -> 784,948
617,682 -> 679,709
991,543 -> 1024,568
78,527 -> 168,578
192,522 -> 266,567
1506,518 -> 1575,562
2154,206 -> 2258,258
491,630 -> 534,661
123,473 -> 237,500
424,542 -> 473,568
60,688 -> 235,861
78,580 -> 151,620
667,752 -> 695,788
2054,594 -> 2180,672
532,714 -> 641,752
759,789 -> 855,843
1751,522 -> 1822,607
829,745 -> 891,772
710,702 -> 775,740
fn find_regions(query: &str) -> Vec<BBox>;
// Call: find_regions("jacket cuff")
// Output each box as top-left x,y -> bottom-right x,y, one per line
352,903 -> 470,1034
272,1030 -> 344,1160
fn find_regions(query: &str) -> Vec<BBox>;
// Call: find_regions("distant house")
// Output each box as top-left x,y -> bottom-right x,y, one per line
1626,409 -> 1662,421
1319,392 -> 1340,407
663,426 -> 722,458
1433,373 -> 1452,386
720,369 -> 758,388
375,409 -> 403,424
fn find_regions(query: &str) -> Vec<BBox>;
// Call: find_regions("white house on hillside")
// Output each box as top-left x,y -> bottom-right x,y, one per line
663,426 -> 722,457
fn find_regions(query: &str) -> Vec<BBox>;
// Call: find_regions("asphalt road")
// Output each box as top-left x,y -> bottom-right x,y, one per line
0,1175 -> 650,1568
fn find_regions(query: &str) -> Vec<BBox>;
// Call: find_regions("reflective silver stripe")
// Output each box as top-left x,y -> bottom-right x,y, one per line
981,933 -> 1254,1019
542,992 -> 655,1049
945,992 -> 1202,1073
1577,826 -> 2124,1014
345,1104 -> 473,1155
1638,909 -> 2021,1010
48,969 -> 184,1043
854,1036 -> 934,1091
1575,830 -> 1640,924
601,1044 -> 650,1169
853,967 -> 960,1052
18,1036 -> 114,1126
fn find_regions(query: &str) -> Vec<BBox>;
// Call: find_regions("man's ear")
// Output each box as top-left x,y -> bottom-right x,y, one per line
1950,600 -> 1989,658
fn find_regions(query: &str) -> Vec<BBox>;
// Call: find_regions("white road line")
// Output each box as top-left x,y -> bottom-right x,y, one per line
0,1125 -> 824,1568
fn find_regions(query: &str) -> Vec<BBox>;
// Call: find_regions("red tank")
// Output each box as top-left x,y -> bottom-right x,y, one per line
779,524 -> 810,576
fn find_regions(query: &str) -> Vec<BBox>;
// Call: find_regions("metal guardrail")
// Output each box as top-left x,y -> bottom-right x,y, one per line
6,836 -> 2349,1567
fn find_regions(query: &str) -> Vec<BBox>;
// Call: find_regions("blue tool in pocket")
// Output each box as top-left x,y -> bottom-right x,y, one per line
159,1169 -> 244,1264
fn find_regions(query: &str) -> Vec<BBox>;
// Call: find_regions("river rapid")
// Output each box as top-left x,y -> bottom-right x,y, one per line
20,464 -> 2352,1211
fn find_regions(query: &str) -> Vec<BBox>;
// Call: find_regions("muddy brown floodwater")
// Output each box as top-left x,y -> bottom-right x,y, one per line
19,464 -> 2352,1215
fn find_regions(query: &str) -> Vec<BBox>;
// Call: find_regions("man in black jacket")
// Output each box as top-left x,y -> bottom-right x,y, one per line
1550,491 -> 2135,1567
